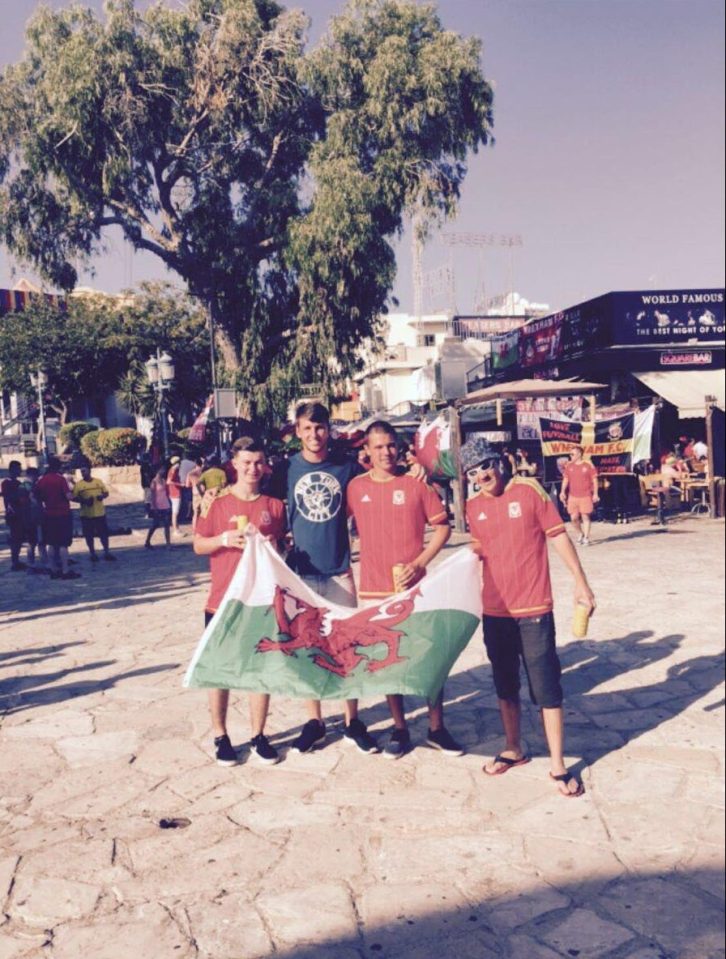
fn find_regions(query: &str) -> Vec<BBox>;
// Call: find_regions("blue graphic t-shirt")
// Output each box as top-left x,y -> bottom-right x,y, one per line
282,452 -> 359,576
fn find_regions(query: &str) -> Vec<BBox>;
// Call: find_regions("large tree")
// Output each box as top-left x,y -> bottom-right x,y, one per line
0,0 -> 493,419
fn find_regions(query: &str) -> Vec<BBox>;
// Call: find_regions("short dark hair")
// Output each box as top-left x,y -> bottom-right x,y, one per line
8,460 -> 21,470
47,456 -> 62,472
230,436 -> 265,456
364,420 -> 397,442
295,401 -> 329,424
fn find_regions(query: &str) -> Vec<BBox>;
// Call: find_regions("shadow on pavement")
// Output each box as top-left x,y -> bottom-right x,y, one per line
1,663 -> 179,715
0,539 -> 206,624
269,867 -> 724,959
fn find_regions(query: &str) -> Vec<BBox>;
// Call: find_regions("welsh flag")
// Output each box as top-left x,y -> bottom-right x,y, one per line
184,534 -> 482,699
188,395 -> 213,442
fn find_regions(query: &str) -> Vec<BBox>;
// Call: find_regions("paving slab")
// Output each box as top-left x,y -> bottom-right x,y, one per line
1,514 -> 724,958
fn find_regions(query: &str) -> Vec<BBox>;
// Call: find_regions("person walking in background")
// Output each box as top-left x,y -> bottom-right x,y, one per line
2,460 -> 29,571
34,456 -> 80,580
186,456 -> 205,532
145,465 -> 172,549
23,465 -> 49,573
560,446 -> 599,546
166,455 -> 184,536
72,460 -> 116,563
179,451 -> 197,523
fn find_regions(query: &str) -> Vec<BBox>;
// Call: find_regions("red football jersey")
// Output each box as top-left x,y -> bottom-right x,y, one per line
466,477 -> 565,618
562,461 -> 597,497
347,472 -> 448,598
196,490 -> 286,613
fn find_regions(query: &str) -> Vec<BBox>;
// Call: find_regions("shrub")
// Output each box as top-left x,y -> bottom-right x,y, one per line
96,428 -> 145,466
80,429 -> 105,465
58,420 -> 96,452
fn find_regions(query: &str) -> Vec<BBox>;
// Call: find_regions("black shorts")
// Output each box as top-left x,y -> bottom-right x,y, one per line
482,612 -> 563,708
81,516 -> 108,539
42,514 -> 73,549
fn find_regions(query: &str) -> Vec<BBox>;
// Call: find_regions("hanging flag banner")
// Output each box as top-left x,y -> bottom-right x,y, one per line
188,395 -> 214,442
184,534 -> 482,700
540,413 -> 639,482
516,396 -> 583,440
491,328 -> 520,371
414,413 -> 457,479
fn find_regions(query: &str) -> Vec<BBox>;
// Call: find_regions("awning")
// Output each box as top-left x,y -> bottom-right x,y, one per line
632,370 -> 725,417
458,377 -> 608,407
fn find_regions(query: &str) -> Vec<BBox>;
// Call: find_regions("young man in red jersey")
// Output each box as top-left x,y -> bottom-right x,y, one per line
347,421 -> 464,759
560,445 -> 599,546
462,438 -> 595,798
194,437 -> 287,766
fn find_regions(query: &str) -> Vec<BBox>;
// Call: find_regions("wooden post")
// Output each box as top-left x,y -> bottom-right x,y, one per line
448,404 -> 466,533
705,396 -> 716,518
495,398 -> 503,426
589,394 -> 597,423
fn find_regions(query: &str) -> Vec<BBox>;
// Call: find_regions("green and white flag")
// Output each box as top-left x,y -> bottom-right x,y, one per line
184,534 -> 482,700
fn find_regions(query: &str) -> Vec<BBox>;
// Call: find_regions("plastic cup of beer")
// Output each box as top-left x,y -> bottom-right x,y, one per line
236,515 -> 249,544
572,601 -> 591,639
392,563 -> 406,592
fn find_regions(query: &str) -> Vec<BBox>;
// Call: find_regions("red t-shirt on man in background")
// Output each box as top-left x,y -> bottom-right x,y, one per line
196,489 -> 286,614
562,460 -> 597,498
34,472 -> 72,516
466,477 -> 565,618
346,472 -> 448,599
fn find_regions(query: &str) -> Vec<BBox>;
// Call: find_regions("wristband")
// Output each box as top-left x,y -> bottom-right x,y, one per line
221,531 -> 230,548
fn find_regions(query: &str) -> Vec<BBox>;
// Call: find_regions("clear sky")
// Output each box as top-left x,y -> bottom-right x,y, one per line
1,0 -> 724,314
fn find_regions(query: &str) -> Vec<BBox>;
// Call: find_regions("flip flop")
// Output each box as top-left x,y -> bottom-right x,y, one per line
483,753 -> 531,776
550,771 -> 585,798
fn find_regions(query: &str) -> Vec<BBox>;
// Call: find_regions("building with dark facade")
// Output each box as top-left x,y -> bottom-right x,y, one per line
466,288 -> 724,420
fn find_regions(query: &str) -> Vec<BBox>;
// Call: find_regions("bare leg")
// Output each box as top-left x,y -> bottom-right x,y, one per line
581,514 -> 592,540
483,696 -> 525,774
249,693 -> 270,737
427,689 -> 444,732
570,515 -> 583,540
208,689 -> 230,738
541,706 -> 581,796
305,699 -> 323,721
344,699 -> 358,724
386,693 -> 407,730
58,546 -> 70,575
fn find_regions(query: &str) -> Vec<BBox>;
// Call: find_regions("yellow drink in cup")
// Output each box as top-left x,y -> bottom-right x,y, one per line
572,602 -> 591,639
392,563 -> 406,592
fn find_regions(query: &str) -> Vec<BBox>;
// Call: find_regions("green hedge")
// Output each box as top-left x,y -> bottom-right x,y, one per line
80,428 -> 145,466
96,428 -> 145,466
58,420 -> 96,451
80,430 -> 105,465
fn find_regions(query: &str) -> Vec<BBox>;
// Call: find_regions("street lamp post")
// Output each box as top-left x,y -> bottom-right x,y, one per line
145,350 -> 176,460
29,369 -> 48,467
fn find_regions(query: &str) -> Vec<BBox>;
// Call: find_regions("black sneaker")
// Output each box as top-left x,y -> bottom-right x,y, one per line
11,562 -> 27,571
290,719 -> 326,754
383,728 -> 412,761
89,553 -> 99,563
343,718 -> 380,754
214,734 -> 239,767
250,733 -> 280,766
103,553 -> 117,562
426,727 -> 465,757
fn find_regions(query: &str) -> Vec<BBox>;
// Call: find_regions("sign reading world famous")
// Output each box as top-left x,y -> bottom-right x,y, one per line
612,290 -> 724,344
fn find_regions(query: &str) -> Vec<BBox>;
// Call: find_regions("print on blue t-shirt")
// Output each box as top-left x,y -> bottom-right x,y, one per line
284,453 -> 358,576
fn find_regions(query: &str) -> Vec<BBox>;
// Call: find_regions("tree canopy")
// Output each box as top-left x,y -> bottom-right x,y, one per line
0,0 -> 493,420
0,283 -> 211,423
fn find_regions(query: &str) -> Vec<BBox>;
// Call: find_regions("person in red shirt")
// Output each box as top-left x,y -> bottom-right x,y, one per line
462,438 -> 595,798
34,457 -> 80,580
560,446 -> 599,546
347,421 -> 462,759
194,437 -> 287,767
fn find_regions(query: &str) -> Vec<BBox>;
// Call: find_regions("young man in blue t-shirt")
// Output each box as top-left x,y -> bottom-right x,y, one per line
272,402 -> 379,755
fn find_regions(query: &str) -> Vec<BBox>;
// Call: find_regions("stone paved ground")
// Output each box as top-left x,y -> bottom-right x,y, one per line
0,504 -> 724,959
